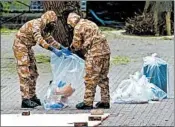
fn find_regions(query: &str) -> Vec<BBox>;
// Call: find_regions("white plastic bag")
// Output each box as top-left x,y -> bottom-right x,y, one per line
111,72 -> 167,104
138,74 -> 167,101
43,53 -> 85,110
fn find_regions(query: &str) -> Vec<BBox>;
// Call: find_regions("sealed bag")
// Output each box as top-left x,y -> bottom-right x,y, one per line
43,53 -> 85,110
142,53 -> 169,97
111,72 -> 167,104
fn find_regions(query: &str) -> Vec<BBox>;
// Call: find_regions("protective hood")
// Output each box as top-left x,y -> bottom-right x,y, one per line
41,11 -> 57,26
67,13 -> 81,27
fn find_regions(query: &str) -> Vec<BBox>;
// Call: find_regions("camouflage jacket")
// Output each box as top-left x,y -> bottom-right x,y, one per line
14,11 -> 60,49
71,19 -> 110,57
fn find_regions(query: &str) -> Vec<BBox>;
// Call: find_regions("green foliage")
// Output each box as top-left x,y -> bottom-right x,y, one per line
35,54 -> 50,63
1,0 -> 30,12
162,36 -> 173,40
111,55 -> 130,65
0,27 -> 18,34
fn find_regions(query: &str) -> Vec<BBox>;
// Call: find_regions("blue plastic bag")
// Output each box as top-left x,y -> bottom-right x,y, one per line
142,53 -> 169,98
44,102 -> 64,110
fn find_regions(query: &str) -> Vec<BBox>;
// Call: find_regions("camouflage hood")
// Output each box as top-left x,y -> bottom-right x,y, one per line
41,11 -> 57,26
67,13 -> 81,27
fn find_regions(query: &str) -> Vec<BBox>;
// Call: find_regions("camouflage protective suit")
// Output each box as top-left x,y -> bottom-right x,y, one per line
13,11 -> 61,100
67,13 -> 111,106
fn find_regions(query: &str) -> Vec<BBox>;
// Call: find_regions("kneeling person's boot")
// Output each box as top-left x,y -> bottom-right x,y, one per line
30,95 -> 41,106
95,102 -> 110,109
21,99 -> 39,108
76,102 -> 93,110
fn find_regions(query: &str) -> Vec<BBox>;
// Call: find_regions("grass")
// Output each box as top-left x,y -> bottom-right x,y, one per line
1,27 -> 18,34
110,55 -> 130,66
100,26 -> 117,31
162,37 -> 173,40
35,54 -> 50,63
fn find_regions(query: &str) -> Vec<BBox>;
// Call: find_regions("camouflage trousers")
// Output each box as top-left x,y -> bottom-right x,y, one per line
84,54 -> 110,106
13,38 -> 39,99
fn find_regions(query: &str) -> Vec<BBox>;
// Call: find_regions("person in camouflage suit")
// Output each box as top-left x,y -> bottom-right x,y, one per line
13,11 -> 70,108
67,13 -> 111,109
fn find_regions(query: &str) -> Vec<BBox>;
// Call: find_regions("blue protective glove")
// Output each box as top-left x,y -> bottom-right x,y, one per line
60,45 -> 72,56
48,103 -> 64,109
61,48 -> 72,56
57,81 -> 66,88
49,46 -> 63,57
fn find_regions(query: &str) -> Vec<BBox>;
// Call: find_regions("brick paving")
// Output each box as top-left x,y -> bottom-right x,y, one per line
1,32 -> 174,126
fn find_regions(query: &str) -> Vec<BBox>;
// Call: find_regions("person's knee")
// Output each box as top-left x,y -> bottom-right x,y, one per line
85,73 -> 100,84
30,70 -> 39,79
19,76 -> 32,85
17,65 -> 30,78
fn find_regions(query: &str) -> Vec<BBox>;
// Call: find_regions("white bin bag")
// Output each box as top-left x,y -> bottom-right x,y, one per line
43,53 -> 85,110
111,72 -> 167,104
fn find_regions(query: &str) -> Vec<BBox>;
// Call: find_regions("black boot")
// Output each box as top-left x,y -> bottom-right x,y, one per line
21,99 -> 39,108
95,102 -> 110,109
30,95 -> 41,106
76,102 -> 93,110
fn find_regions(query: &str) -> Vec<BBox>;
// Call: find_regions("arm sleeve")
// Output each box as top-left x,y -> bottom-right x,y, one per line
70,26 -> 83,51
45,35 -> 61,49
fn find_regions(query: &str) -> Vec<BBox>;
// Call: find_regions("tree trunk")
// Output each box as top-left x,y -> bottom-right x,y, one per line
142,1 -> 173,36
143,1 -> 150,13
153,9 -> 159,36
166,11 -> 171,36
42,1 -> 80,47
42,1 -> 85,59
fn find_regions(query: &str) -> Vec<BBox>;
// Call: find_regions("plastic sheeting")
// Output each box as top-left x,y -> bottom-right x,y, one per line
111,53 -> 172,104
111,72 -> 167,104
43,53 -> 85,110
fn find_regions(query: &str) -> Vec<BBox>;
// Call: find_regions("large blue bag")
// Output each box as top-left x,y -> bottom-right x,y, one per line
142,53 -> 169,97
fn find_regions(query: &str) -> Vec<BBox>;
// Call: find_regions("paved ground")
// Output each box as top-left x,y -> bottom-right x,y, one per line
1,31 -> 174,126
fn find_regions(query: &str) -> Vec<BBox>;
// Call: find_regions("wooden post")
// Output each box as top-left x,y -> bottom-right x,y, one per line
143,1 -> 150,13
165,11 -> 171,36
153,10 -> 159,36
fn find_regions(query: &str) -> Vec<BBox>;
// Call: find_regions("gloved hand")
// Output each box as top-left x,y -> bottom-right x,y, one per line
57,81 -> 66,88
49,46 -> 63,57
61,48 -> 72,56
